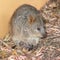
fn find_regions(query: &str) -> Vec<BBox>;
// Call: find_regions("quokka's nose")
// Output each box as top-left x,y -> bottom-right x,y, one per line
41,32 -> 47,39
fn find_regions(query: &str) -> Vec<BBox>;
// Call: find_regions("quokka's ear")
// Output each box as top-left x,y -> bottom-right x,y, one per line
28,15 -> 35,24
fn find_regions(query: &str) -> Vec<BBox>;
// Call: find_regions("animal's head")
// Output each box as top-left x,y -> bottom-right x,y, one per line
25,14 -> 47,38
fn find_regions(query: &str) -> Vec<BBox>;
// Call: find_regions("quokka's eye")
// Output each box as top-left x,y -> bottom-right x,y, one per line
37,28 -> 40,31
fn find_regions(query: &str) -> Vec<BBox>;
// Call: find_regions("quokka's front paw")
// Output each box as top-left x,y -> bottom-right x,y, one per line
19,41 -> 38,51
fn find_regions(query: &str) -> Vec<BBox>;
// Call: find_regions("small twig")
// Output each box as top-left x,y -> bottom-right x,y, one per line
46,35 -> 60,40
0,39 -> 11,49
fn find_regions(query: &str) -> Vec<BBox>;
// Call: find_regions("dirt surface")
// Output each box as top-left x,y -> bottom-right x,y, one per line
0,0 -> 60,60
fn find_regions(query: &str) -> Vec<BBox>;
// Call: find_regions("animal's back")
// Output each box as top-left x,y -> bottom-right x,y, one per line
11,4 -> 39,19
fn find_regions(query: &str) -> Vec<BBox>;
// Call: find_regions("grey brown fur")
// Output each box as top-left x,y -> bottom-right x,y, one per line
10,4 -> 47,50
